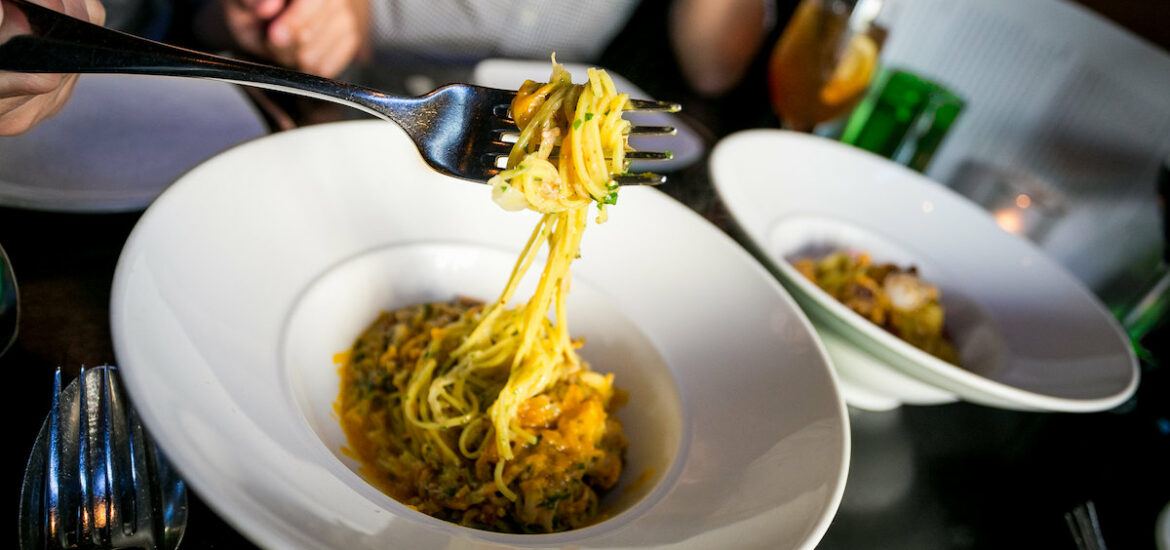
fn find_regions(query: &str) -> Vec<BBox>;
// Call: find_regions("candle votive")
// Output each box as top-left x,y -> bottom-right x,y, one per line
948,160 -> 1067,243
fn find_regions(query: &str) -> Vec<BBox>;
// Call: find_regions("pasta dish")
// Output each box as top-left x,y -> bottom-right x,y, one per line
793,251 -> 960,364
336,60 -> 632,533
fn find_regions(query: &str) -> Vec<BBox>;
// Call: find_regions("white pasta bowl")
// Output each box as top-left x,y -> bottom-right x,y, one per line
710,129 -> 1139,413
111,120 -> 849,549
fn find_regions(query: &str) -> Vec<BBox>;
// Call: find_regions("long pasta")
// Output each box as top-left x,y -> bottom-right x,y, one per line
443,59 -> 629,496
337,58 -> 632,532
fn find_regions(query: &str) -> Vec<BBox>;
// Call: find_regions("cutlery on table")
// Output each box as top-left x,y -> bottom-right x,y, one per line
0,0 -> 681,185
19,365 -> 187,550
0,242 -> 17,357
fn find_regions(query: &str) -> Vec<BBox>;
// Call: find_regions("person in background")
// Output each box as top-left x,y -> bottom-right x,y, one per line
191,0 -> 370,79
0,0 -> 368,135
363,0 -> 640,63
0,0 -> 105,135
1,0 -> 768,136
669,0 -> 775,97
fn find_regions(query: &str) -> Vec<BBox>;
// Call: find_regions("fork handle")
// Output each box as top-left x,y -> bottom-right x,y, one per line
0,0 -> 418,124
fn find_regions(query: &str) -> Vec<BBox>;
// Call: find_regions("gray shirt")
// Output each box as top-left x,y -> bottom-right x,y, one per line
369,0 -> 641,62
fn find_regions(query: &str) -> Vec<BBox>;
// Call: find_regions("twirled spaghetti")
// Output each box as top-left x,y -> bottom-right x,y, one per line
337,59 -> 633,532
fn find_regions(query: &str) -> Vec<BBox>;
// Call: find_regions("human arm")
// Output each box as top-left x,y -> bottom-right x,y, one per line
192,0 -> 369,78
0,0 -> 105,135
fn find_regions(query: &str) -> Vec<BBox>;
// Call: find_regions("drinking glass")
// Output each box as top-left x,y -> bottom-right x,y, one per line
767,0 -> 889,132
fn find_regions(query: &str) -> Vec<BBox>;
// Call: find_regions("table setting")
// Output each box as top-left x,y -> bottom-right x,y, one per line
5,0 -> 1170,548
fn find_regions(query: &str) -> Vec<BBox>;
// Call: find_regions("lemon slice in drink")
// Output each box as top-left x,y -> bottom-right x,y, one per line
820,34 -> 878,106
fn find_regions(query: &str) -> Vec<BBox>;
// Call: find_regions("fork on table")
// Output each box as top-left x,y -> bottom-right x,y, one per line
0,0 -> 680,185
19,366 -> 187,550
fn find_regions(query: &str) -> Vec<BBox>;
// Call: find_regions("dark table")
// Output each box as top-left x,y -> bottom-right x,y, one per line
7,126 -> 1169,550
7,2 -> 1170,547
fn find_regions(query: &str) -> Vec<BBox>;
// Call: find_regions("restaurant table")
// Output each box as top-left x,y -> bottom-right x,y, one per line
7,3 -> 1170,548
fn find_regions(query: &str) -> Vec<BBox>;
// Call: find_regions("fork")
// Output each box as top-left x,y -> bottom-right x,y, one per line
19,366 -> 187,550
0,0 -> 680,185
1065,501 -> 1109,550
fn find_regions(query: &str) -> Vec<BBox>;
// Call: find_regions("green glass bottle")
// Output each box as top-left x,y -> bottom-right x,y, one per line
839,68 -> 963,172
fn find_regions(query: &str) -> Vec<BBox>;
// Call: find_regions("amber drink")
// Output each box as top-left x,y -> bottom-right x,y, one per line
768,0 -> 887,131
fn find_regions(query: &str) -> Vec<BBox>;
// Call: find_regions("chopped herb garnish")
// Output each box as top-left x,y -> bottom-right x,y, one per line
573,119 -> 583,130
539,492 -> 569,510
585,113 -> 594,121
601,192 -> 618,205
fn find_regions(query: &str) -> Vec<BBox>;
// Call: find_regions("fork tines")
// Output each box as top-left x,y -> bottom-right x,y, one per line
487,96 -> 680,184
487,96 -> 680,186
37,365 -> 185,550
626,98 -> 683,113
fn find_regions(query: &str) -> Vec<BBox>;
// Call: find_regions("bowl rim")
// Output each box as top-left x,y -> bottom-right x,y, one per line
274,240 -> 692,545
111,120 -> 853,549
710,128 -> 1139,413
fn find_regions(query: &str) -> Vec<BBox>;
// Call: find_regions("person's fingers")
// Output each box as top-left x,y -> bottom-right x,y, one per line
294,2 -> 332,47
0,94 -> 37,118
57,0 -> 88,20
0,81 -> 71,135
287,4 -> 333,61
265,0 -> 323,70
82,0 -> 106,25
240,0 -> 284,19
27,0 -> 66,13
297,13 -> 354,77
0,103 -> 41,135
0,0 -> 88,135
0,72 -> 66,98
264,33 -> 298,70
313,32 -> 357,78
219,0 -> 272,56
41,72 -> 77,117
267,0 -> 322,48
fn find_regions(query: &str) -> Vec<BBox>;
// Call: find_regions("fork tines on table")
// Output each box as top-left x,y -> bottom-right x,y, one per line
23,366 -> 186,550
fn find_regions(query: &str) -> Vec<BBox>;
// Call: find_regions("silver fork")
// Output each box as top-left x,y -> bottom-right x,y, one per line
1065,501 -> 1108,550
19,366 -> 187,550
0,0 -> 680,185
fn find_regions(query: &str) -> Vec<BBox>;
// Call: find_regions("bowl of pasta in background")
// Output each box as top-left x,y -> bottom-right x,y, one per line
710,129 -> 1139,413
110,120 -> 850,549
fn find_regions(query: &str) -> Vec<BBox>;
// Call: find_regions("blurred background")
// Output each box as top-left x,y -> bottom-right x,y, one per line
4,0 -> 1170,548
596,0 -> 1170,363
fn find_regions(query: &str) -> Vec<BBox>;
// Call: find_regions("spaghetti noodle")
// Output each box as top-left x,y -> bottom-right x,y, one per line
336,59 -> 632,533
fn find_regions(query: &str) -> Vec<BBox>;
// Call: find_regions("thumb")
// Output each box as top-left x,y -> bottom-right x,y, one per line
240,0 -> 285,19
83,0 -> 105,26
